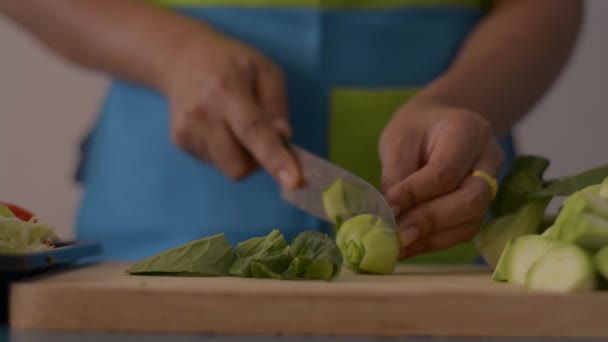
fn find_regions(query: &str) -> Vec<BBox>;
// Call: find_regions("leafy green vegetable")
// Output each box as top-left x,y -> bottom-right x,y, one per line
529,164 -> 608,198
283,231 -> 343,280
128,228 -> 344,281
127,233 -> 236,276
476,156 -> 608,269
505,234 -> 563,286
475,197 -> 551,268
491,238 -> 512,282
490,155 -> 549,217
229,229 -> 292,278
322,176 -> 367,226
0,216 -> 58,254
593,246 -> 608,282
548,183 -> 608,247
229,230 -> 343,281
335,214 -> 400,274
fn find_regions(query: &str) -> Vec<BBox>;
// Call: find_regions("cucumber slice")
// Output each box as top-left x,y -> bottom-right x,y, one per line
593,246 -> 608,281
525,243 -> 597,292
506,235 -> 561,286
492,239 -> 513,282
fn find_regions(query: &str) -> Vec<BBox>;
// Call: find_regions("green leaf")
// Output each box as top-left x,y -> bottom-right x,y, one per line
250,261 -> 284,279
229,229 -> 292,278
127,233 -> 236,276
283,231 -> 343,280
529,165 -> 608,198
490,155 -> 550,217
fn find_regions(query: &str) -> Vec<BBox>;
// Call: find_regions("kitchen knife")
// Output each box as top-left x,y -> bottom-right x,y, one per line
280,144 -> 397,230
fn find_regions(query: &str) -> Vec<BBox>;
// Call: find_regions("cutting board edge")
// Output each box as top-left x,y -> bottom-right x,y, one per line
9,282 -> 608,338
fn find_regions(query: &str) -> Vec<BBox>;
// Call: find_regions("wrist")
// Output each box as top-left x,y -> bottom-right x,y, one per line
149,18 -> 219,94
409,80 -> 504,136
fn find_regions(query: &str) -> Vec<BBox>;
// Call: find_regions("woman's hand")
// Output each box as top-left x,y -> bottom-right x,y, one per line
379,99 -> 505,259
162,29 -> 301,189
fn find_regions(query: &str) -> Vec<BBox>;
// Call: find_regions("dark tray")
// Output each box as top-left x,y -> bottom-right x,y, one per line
0,240 -> 102,275
0,240 -> 103,325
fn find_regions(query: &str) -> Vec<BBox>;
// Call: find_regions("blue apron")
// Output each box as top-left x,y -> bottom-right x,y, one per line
74,0 -> 515,263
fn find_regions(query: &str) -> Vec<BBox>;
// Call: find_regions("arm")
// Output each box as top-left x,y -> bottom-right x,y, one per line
0,0 -> 303,189
0,0 -> 216,92
413,0 -> 584,137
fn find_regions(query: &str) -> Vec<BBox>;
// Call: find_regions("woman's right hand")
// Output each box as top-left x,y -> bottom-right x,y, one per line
161,28 -> 301,189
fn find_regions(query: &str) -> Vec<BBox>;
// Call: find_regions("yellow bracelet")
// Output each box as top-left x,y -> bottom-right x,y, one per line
472,170 -> 498,200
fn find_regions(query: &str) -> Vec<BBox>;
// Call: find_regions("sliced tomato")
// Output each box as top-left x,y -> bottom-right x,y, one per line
0,201 -> 35,222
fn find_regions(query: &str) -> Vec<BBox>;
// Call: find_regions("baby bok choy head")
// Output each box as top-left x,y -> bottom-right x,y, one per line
322,177 -> 400,275
335,214 -> 400,274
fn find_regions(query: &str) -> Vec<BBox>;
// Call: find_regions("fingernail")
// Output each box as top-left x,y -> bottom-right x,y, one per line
399,227 -> 419,247
278,169 -> 297,189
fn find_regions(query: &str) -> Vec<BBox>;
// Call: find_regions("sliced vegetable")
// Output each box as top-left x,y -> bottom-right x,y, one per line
127,233 -> 236,276
229,229 -> 292,278
549,184 -> 602,241
336,214 -> 400,274
0,216 -> 58,253
541,225 -> 557,238
283,231 -> 343,281
567,213 -> 608,250
491,239 -> 512,282
475,197 -> 551,268
489,155 -> 549,217
593,246 -> 608,281
580,191 -> 608,218
482,160 -> 608,292
127,228 -> 344,281
525,243 -> 596,292
505,235 -> 562,286
0,202 -> 35,222
322,177 -> 367,227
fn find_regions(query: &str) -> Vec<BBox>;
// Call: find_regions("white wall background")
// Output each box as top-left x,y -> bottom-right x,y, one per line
1,1 -> 607,239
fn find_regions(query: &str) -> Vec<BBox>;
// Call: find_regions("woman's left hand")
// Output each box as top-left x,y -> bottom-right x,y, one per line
379,99 -> 505,259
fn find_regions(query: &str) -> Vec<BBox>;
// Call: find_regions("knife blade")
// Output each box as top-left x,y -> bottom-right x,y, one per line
280,145 -> 397,230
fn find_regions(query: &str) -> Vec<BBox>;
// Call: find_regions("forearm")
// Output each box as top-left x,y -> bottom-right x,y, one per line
0,0 -> 214,91
414,0 -> 584,137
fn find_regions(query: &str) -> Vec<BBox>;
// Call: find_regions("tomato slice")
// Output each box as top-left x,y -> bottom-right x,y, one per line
0,201 -> 35,222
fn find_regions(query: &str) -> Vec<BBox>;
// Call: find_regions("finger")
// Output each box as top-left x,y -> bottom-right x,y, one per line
224,92 -> 301,189
386,122 -> 484,213
170,112 -> 213,163
396,175 -> 492,246
378,128 -> 421,198
399,220 -> 482,259
256,61 -> 291,140
204,120 -> 257,180
396,148 -> 502,247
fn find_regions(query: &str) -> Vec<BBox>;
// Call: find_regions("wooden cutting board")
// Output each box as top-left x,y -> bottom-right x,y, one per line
8,262 -> 608,338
